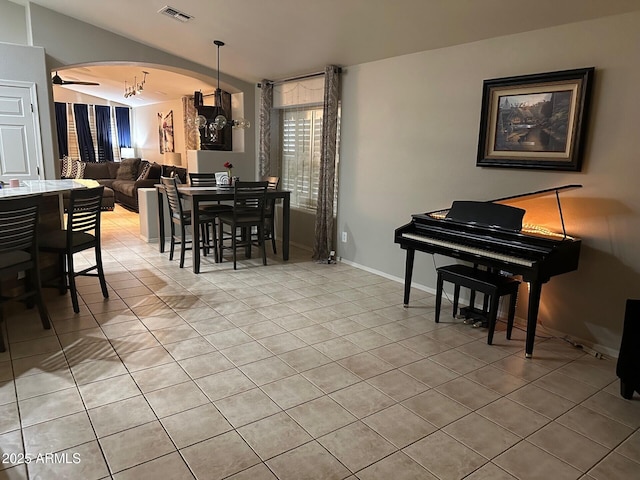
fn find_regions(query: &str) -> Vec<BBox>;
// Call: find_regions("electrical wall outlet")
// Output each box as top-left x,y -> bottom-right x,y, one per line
341,231 -> 348,243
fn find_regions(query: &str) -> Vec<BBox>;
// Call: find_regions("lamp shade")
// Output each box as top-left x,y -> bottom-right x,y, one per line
164,152 -> 182,166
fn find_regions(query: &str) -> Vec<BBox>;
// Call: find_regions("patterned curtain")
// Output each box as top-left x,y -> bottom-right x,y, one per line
312,66 -> 341,262
183,96 -> 199,151
259,80 -> 273,177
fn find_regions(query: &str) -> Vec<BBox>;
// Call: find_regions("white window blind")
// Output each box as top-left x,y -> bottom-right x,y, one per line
110,113 -> 121,161
88,106 -> 98,160
281,107 -> 323,210
66,103 -> 79,160
275,75 -> 339,212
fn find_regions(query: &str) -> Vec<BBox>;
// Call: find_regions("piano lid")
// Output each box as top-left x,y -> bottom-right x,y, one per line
445,201 -> 525,232
429,184 -> 582,239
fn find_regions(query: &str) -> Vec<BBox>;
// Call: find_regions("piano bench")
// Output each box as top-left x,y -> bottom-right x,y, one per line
435,264 -> 520,345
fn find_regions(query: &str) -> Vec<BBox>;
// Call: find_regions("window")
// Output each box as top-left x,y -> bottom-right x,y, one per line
54,103 -> 132,161
280,106 -> 340,212
280,107 -> 323,210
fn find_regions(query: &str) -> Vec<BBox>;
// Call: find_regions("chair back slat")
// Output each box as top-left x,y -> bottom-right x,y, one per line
189,173 -> 217,187
161,176 -> 185,219
67,187 -> 104,234
0,196 -> 40,253
233,181 -> 268,219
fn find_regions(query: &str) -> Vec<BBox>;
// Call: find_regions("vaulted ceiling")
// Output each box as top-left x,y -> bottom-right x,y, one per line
32,0 -> 640,106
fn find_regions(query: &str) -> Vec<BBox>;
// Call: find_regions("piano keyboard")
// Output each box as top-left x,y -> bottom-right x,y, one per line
401,232 -> 535,267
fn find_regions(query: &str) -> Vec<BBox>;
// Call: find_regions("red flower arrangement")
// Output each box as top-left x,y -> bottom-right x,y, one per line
223,162 -> 233,182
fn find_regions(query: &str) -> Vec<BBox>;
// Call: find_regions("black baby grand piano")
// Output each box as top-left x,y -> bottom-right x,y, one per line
395,185 -> 582,358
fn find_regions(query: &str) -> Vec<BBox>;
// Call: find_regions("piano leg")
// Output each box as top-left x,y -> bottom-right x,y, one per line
403,248 -> 415,307
525,281 -> 543,358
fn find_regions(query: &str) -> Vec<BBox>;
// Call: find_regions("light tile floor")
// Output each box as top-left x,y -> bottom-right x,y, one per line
1,206 -> 639,480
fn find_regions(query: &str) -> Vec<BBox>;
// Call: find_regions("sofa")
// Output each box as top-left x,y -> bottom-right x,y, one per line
60,158 -> 166,212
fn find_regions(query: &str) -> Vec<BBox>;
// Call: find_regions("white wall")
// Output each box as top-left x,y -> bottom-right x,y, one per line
0,0 -> 27,44
338,11 -> 640,354
188,150 -> 254,181
133,98 -> 185,164
52,88 -> 128,107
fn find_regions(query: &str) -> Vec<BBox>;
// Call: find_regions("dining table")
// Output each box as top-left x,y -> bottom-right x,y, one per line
156,184 -> 291,273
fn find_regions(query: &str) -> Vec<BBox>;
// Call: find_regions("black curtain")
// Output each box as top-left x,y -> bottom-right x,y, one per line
115,106 -> 132,148
54,102 -> 68,159
73,104 -> 96,162
95,105 -> 113,162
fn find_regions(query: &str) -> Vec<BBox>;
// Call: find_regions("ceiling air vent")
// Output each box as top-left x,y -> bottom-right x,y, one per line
158,6 -> 193,23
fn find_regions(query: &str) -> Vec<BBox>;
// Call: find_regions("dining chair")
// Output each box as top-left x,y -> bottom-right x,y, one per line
189,172 -> 218,187
218,181 -> 269,270
0,195 -> 51,351
262,176 -> 280,254
162,176 -> 218,268
39,186 -> 108,314
189,172 -> 233,262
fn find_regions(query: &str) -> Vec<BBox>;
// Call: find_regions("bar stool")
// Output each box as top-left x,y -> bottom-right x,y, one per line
39,187 -> 108,314
0,195 -> 51,351
161,176 -> 218,268
435,264 -> 520,344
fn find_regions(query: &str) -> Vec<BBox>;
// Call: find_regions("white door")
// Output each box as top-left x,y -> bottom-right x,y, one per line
0,81 -> 43,181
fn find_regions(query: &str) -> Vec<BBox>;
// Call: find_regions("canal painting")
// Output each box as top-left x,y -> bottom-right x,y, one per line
477,68 -> 593,171
494,90 -> 572,153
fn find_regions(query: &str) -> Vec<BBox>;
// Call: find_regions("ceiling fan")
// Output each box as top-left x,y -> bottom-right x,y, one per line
51,71 -> 100,86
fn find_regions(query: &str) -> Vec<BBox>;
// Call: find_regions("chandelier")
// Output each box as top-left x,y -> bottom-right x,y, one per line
123,71 -> 148,98
194,40 -> 250,142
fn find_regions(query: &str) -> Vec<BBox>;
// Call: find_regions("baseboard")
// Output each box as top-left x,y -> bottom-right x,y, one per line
338,257 -> 619,359
338,258 -> 437,295
140,235 -> 158,244
290,240 -> 312,252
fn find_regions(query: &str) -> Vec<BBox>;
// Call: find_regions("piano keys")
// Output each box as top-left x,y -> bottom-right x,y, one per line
394,185 -> 582,358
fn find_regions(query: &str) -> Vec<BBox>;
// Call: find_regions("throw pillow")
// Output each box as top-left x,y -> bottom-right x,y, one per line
147,163 -> 162,180
60,156 -> 73,178
116,158 -> 141,180
75,161 -> 86,179
136,162 -> 152,181
68,160 -> 85,179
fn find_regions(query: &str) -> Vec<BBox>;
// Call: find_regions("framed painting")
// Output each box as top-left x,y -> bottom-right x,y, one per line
476,67 -> 594,171
158,110 -> 175,154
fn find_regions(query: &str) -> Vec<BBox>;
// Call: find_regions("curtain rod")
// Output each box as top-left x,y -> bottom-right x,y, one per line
257,67 -> 341,88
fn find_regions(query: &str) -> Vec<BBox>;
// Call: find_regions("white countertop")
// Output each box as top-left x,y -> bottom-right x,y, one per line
0,179 -> 94,199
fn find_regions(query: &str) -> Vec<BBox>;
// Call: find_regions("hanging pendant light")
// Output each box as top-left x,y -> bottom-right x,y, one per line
210,40 -> 250,132
212,40 -> 228,132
